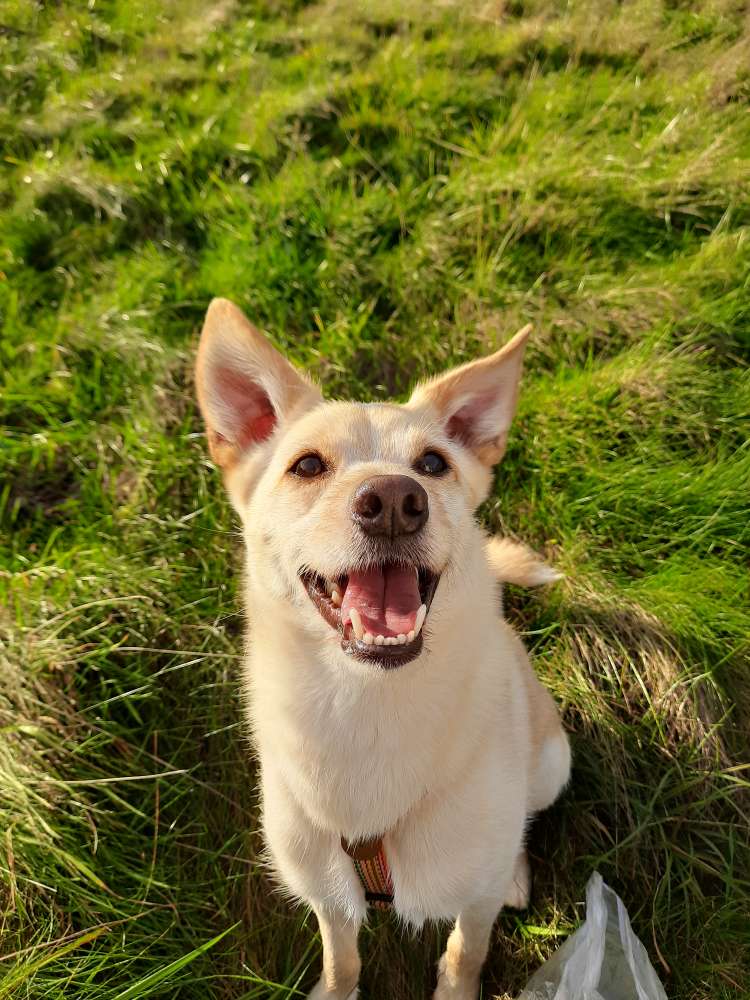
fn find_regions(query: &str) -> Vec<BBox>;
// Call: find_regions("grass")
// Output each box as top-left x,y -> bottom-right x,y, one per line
1,0 -> 748,997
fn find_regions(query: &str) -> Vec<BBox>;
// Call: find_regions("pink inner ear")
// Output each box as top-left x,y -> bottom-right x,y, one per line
445,389 -> 497,447
216,366 -> 277,449
446,410 -> 472,446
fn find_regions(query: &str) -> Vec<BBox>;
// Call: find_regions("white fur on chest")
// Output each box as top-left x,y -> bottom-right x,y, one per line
244,572 -> 530,924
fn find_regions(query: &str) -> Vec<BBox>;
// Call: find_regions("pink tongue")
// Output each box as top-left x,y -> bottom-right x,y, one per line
341,566 -> 421,638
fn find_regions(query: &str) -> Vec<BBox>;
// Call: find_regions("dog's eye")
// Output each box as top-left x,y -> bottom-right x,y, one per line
290,453 -> 326,478
414,451 -> 448,476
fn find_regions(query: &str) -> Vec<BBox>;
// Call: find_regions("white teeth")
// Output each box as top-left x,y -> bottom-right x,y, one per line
414,604 -> 427,637
331,588 -> 342,607
374,628 -> 424,646
349,607 -> 364,641
343,609 -> 426,647
372,631 -> 417,648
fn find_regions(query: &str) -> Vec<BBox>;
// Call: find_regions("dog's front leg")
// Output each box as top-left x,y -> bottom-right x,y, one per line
308,905 -> 362,999
259,760 -> 364,998
433,897 -> 500,1000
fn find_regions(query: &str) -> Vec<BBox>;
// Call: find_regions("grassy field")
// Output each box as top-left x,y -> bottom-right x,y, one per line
1,0 -> 749,997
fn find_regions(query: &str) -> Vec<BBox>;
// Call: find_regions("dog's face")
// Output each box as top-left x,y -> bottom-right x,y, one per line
196,299 -> 528,670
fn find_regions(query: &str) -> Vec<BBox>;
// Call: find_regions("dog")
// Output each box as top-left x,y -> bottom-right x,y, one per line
195,298 -> 571,999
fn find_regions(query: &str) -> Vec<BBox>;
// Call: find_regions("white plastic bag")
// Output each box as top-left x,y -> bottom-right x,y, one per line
518,872 -> 668,1000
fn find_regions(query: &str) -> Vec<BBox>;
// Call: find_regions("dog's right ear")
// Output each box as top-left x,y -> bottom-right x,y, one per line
195,298 -> 321,469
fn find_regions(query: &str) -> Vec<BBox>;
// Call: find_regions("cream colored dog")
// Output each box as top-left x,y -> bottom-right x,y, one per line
195,298 -> 570,1000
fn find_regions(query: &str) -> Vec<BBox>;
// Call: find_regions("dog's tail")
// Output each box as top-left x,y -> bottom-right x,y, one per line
485,537 -> 562,587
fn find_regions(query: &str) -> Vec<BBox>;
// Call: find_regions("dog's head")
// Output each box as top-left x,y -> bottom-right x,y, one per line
196,299 -> 529,670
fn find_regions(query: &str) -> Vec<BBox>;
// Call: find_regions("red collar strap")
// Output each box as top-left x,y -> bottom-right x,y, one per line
341,835 -> 393,909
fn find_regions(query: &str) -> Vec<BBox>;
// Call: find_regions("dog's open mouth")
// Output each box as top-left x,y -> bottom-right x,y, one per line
300,564 -> 440,667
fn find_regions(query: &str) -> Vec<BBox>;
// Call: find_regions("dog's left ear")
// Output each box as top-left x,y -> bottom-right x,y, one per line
407,325 -> 531,466
196,298 -> 321,469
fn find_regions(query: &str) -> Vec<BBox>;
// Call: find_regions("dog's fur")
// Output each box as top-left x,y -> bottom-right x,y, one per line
195,298 -> 571,999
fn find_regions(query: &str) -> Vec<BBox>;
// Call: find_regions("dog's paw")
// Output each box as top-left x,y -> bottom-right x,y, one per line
307,977 -> 358,1000
433,981 -> 479,1000
433,955 -> 480,1000
503,849 -> 531,910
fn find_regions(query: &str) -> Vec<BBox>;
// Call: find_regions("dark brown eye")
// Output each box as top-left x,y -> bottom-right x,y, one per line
290,453 -> 326,478
414,451 -> 448,476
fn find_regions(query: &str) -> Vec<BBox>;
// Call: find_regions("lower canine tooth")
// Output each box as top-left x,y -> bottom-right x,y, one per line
349,607 -> 364,641
331,589 -> 341,607
414,604 -> 427,636
407,630 -> 415,642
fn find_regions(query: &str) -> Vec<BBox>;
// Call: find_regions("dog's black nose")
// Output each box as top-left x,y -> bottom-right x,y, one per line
351,475 -> 429,538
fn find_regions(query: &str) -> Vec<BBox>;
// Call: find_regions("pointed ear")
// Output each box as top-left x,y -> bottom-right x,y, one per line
407,325 -> 531,466
195,298 -> 321,469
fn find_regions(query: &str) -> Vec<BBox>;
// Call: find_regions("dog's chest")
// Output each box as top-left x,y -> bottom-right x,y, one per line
260,686 -> 439,834
248,628 -> 528,923
248,649 -> 479,837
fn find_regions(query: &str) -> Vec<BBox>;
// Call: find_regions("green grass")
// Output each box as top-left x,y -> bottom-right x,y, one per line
1,1 -> 748,997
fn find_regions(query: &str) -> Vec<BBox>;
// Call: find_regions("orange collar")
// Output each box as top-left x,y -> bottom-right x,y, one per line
341,835 -> 394,908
